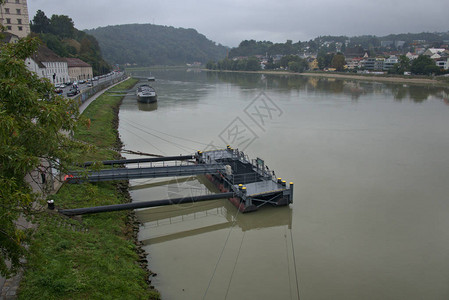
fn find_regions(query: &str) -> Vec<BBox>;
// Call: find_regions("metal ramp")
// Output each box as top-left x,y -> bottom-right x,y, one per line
66,163 -> 226,183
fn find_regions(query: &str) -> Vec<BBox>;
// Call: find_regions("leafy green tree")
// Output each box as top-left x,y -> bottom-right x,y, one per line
0,34 -> 86,277
264,56 -> 279,70
331,53 -> 346,71
317,52 -> 335,70
39,33 -> 69,57
246,57 -> 261,71
411,55 -> 440,75
30,10 -> 111,75
30,10 -> 50,34
288,61 -> 306,73
390,55 -> 410,74
206,60 -> 216,70
49,15 -> 75,38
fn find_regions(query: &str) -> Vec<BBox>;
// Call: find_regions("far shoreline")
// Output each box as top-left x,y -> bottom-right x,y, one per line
203,69 -> 449,86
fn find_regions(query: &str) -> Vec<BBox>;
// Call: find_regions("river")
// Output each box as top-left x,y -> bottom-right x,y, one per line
118,69 -> 449,300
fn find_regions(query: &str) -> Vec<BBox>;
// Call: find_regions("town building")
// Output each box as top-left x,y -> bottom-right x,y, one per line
362,57 -> 385,71
0,31 -> 19,44
345,57 -> 363,69
65,58 -> 93,81
383,55 -> 399,71
308,58 -> 319,70
406,52 -> 418,60
344,46 -> 366,58
0,0 -> 30,38
25,45 -> 70,84
423,48 -> 446,57
435,58 -> 449,70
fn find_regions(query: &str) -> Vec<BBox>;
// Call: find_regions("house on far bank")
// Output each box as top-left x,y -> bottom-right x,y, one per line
65,58 -> 93,82
436,58 -> 449,70
422,48 -> 446,57
383,55 -> 399,71
25,44 -> 69,84
308,58 -> 319,70
362,57 -> 385,71
1,32 -> 19,44
345,57 -> 363,69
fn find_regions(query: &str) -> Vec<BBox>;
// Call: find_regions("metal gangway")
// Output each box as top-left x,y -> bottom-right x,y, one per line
66,155 -> 227,183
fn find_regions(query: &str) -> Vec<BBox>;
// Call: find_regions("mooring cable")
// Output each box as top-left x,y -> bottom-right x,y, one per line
224,231 -> 246,300
121,116 -> 211,147
121,119 -> 195,152
119,126 -> 165,154
289,227 -> 301,300
202,207 -> 241,300
284,226 -> 294,300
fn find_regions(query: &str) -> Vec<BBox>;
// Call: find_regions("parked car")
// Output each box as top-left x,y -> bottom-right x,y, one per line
78,80 -> 86,84
87,82 -> 93,87
67,88 -> 79,97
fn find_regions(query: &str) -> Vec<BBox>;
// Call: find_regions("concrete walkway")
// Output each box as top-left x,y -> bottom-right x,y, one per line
0,77 -> 129,299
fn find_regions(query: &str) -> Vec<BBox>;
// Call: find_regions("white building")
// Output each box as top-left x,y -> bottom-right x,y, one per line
25,45 -> 69,84
406,52 -> 418,60
423,48 -> 446,57
436,58 -> 449,70
383,55 -> 399,71
0,0 -> 30,38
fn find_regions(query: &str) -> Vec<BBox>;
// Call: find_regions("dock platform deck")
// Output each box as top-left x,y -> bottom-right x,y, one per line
66,146 -> 293,213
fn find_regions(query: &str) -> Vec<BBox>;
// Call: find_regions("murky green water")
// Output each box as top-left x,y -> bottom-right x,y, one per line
119,70 -> 449,300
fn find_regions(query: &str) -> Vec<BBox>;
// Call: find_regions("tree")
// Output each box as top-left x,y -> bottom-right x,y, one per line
331,53 -> 346,71
0,34 -> 86,277
411,55 -> 440,75
49,15 -> 75,38
30,10 -> 50,34
246,57 -> 261,71
317,52 -> 334,70
288,61 -> 307,73
390,55 -> 410,74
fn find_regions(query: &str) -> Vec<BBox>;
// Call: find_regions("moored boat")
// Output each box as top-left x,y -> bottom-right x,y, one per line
136,84 -> 157,103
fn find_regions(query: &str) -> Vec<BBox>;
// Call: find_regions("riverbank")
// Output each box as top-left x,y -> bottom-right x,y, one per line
17,78 -> 160,299
204,69 -> 449,86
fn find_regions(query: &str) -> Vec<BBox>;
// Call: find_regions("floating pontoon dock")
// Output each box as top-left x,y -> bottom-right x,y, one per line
62,147 -> 293,214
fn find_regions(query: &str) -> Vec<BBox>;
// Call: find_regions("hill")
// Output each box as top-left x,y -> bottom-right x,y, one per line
227,32 -> 449,58
30,10 -> 111,75
85,24 -> 228,66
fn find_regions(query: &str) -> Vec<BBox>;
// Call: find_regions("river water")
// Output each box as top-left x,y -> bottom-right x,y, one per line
118,70 -> 449,300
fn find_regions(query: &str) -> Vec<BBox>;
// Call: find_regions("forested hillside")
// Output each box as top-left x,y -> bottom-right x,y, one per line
227,32 -> 449,58
30,10 -> 111,75
85,24 -> 228,66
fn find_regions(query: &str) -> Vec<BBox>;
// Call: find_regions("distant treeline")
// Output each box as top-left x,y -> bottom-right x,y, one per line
206,54 -> 310,72
85,24 -> 228,66
227,32 -> 449,58
30,10 -> 111,75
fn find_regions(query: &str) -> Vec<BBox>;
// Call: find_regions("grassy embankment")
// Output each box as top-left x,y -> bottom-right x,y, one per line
18,78 -> 160,299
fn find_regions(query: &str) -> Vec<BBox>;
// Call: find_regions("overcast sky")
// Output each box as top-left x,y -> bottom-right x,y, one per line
28,0 -> 449,47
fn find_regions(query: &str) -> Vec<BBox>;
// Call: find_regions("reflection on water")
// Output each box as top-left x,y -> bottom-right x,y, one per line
137,102 -> 158,112
206,70 -> 449,103
137,199 -> 292,245
120,69 -> 449,300
134,176 -> 292,246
